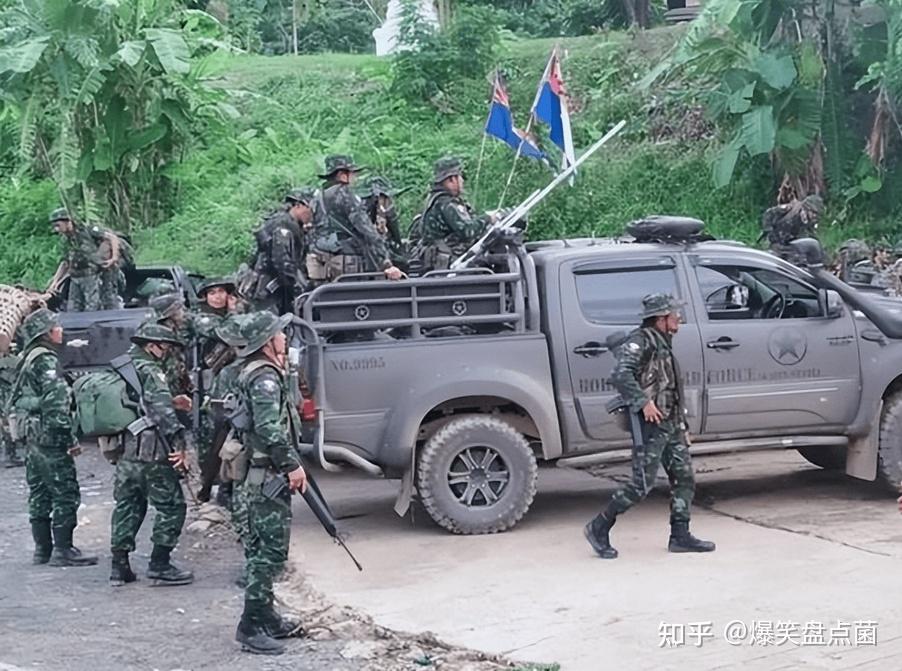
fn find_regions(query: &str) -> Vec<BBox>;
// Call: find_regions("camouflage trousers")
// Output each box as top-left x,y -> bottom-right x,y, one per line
231,479 -> 251,554
608,418 -> 695,523
244,479 -> 292,614
100,268 -> 124,310
68,275 -> 101,312
110,459 -> 186,552
26,447 -> 81,529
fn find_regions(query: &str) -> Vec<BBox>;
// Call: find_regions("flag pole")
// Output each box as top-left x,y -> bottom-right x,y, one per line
472,132 -> 488,207
498,48 -> 556,209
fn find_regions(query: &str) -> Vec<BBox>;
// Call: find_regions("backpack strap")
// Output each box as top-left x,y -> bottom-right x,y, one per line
6,346 -> 54,412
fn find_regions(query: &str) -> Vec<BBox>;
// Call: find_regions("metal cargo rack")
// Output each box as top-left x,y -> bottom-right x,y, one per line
301,258 -> 528,339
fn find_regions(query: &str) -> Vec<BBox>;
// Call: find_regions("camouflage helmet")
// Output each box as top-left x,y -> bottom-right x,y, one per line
801,194 -> 824,215
197,276 -> 236,296
318,154 -> 363,179
19,308 -> 60,348
215,315 -> 250,348
130,322 -> 184,348
433,157 -> 463,184
236,311 -> 293,357
639,293 -> 684,320
284,187 -> 316,206
149,293 -> 185,322
838,239 -> 871,265
136,277 -> 176,300
49,207 -> 73,226
365,176 -> 394,197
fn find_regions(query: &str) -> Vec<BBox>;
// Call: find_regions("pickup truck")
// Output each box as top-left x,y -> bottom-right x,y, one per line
296,218 -> 902,534
51,266 -> 200,374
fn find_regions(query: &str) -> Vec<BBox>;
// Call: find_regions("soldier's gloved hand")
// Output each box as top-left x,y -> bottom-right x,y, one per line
287,465 -> 308,493
172,394 -> 193,412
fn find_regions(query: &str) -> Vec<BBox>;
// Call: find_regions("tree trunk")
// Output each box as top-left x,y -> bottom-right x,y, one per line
291,0 -> 298,56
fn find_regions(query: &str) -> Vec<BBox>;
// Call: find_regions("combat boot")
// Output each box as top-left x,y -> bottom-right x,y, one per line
262,606 -> 305,639
5,445 -> 24,468
583,512 -> 618,559
31,518 -> 52,565
668,521 -> 716,553
109,550 -> 137,587
48,525 -> 98,567
236,608 -> 285,655
146,545 -> 194,586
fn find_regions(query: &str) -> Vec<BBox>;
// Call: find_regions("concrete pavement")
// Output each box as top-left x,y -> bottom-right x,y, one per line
290,451 -> 902,670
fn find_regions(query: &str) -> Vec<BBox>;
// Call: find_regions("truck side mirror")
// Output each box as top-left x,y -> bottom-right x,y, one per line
790,237 -> 825,267
819,289 -> 844,318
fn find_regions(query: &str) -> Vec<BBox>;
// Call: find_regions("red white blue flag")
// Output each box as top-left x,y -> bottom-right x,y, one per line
484,71 -> 545,160
533,46 -> 575,177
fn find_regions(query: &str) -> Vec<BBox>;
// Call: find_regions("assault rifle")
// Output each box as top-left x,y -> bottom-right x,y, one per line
450,120 -> 627,270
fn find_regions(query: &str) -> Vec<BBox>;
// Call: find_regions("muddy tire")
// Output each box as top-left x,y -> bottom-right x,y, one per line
417,415 -> 537,534
796,446 -> 846,471
878,393 -> 902,491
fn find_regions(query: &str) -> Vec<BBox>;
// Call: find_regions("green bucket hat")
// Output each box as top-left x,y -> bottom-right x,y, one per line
433,156 -> 463,184
801,194 -> 824,215
236,311 -> 293,357
284,187 -> 317,206
318,154 -> 363,179
49,207 -> 73,226
197,277 -> 236,296
131,322 -> 184,347
215,315 -> 250,348
838,239 -> 872,265
639,293 -> 684,320
19,308 -> 60,349
149,293 -> 185,322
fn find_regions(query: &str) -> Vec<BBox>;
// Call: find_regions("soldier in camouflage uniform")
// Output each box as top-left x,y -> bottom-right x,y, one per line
249,189 -> 316,313
416,157 -> 495,272
109,322 -> 194,587
759,194 -> 823,263
306,155 -> 403,285
584,294 -> 715,559
12,309 -> 98,566
0,349 -> 25,467
362,176 -> 407,270
234,311 -> 307,655
148,293 -> 194,404
833,239 -> 872,283
51,208 -> 123,312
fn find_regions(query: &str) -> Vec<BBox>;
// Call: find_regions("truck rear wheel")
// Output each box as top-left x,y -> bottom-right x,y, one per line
417,415 -> 538,534
877,392 -> 902,491
796,446 -> 846,470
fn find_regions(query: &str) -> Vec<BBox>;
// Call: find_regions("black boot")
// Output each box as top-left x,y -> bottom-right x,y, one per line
668,520 -> 716,553
236,607 -> 285,655
583,512 -> 618,559
146,545 -> 194,585
262,606 -> 305,639
110,550 -> 137,587
31,519 -> 52,565
48,525 -> 98,567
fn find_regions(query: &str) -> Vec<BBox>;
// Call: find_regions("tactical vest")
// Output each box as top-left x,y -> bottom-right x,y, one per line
636,327 -> 683,422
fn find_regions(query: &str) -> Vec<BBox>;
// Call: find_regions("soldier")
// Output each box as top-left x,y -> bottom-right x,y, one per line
109,322 -> 194,587
147,293 -> 194,408
50,208 -> 122,312
362,176 -> 407,269
234,311 -> 307,654
248,189 -> 316,314
306,155 -> 403,285
12,308 -> 97,566
583,294 -> 715,559
833,239 -> 872,282
759,194 -> 824,262
0,348 -> 25,467
416,157 -> 495,272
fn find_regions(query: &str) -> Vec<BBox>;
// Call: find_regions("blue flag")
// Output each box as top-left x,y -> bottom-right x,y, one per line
533,47 -> 576,175
485,72 -> 545,160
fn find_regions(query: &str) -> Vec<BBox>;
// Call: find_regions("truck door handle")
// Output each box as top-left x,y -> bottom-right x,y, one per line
706,337 -> 740,350
573,341 -> 609,357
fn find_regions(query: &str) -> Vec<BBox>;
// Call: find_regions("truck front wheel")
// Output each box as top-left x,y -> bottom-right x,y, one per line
878,392 -> 902,491
417,415 -> 538,534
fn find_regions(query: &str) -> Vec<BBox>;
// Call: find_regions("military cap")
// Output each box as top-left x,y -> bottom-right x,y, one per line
236,311 -> 293,357
19,308 -> 60,348
197,277 -> 236,296
215,315 -> 250,348
49,207 -> 73,225
131,322 -> 184,347
284,187 -> 317,206
149,293 -> 185,321
433,157 -> 463,184
801,194 -> 824,214
318,154 -> 363,179
639,293 -> 684,320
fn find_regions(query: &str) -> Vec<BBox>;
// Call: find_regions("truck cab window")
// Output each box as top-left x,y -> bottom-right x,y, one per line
696,265 -> 822,320
575,268 -> 679,324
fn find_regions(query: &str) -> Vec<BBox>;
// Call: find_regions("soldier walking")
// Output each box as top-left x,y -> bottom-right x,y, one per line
109,323 -> 194,587
234,312 -> 307,655
584,294 -> 715,559
415,157 -> 494,272
12,309 -> 97,566
306,155 -> 403,285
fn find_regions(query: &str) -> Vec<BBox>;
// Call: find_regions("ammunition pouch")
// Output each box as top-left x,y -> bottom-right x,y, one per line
313,233 -> 342,254
245,464 -> 266,487
218,431 -> 248,482
305,252 -> 363,282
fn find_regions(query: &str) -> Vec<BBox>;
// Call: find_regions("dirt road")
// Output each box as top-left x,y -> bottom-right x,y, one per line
292,450 -> 902,671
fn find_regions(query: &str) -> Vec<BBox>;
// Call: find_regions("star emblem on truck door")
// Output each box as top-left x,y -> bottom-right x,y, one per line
767,327 -> 807,366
